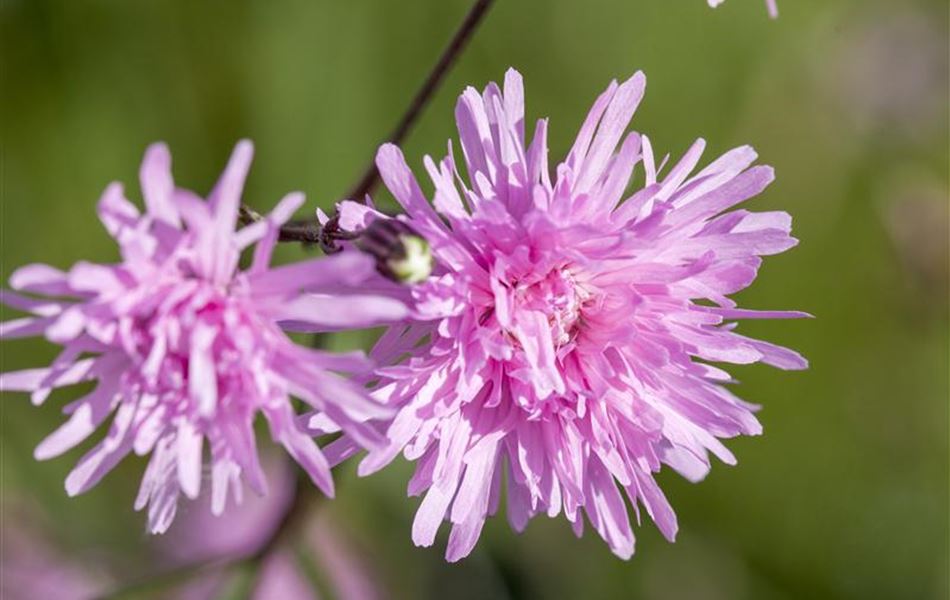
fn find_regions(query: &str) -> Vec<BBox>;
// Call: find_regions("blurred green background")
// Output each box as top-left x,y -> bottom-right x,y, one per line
2,0 -> 948,598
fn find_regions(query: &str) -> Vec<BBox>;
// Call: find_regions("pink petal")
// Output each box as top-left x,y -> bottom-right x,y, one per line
209,140 -> 254,232
139,142 -> 180,225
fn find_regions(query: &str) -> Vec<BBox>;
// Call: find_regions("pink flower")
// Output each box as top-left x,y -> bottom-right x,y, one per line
0,141 -> 407,533
336,69 -> 808,561
708,0 -> 779,18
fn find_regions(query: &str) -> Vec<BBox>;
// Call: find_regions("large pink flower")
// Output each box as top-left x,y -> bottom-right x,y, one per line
0,141 -> 407,533
336,69 -> 808,561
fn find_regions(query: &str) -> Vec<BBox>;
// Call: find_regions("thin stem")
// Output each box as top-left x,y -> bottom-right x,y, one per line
93,557 -> 231,599
240,205 -> 323,244
247,473 -> 319,595
277,220 -> 323,244
251,471 -> 315,564
345,0 -> 496,201
277,0 -> 497,242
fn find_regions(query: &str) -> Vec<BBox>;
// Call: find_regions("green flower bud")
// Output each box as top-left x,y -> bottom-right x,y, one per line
357,219 -> 433,284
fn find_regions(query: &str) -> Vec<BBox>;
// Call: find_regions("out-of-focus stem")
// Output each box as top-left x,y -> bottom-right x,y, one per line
91,558 -> 230,599
247,470 -> 320,596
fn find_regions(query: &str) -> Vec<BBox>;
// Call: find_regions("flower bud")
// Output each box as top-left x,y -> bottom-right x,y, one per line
357,219 -> 433,284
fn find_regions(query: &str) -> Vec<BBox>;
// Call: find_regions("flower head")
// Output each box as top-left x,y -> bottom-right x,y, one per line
338,69 -> 808,561
0,141 -> 407,533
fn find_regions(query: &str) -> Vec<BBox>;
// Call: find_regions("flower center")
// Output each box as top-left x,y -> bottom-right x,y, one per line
515,267 -> 590,347
125,278 -> 275,416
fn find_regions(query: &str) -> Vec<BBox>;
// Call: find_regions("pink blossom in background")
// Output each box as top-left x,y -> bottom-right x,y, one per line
336,69 -> 808,561
0,141 -> 406,534
1,504 -> 110,600
156,452 -> 297,566
708,0 -> 778,19
156,454 -> 383,600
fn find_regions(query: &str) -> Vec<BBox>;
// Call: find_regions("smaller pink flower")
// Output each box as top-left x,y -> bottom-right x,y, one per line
0,141 -> 407,533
